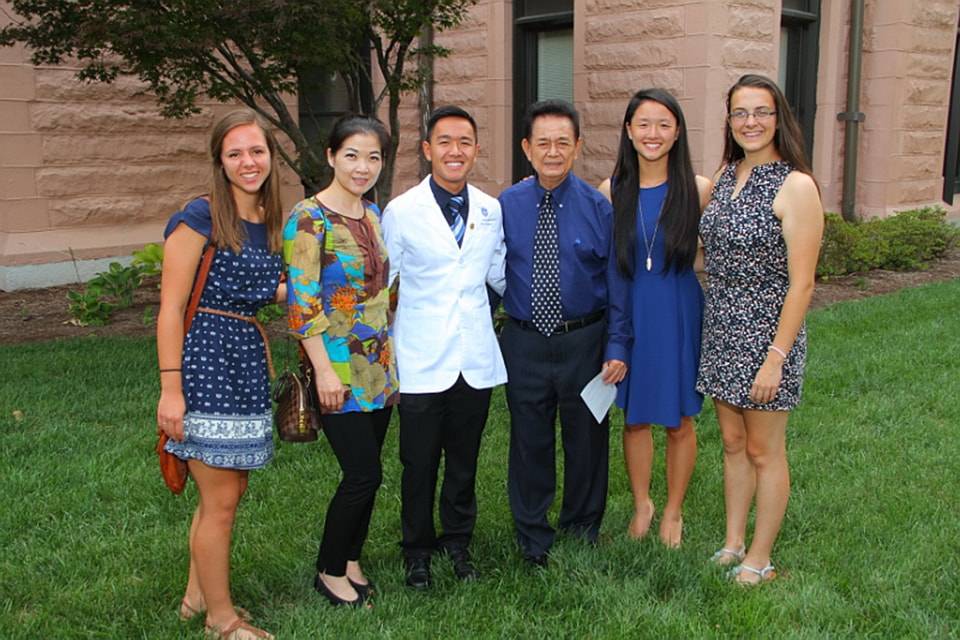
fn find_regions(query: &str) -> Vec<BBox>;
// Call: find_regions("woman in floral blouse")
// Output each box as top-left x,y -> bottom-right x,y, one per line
284,114 -> 398,608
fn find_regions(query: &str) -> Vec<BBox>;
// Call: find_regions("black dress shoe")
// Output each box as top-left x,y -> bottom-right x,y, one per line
447,548 -> 479,581
523,553 -> 549,568
404,557 -> 431,590
349,578 -> 375,601
314,574 -> 364,607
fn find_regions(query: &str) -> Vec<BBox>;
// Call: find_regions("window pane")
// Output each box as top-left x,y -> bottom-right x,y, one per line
779,27 -> 790,89
521,0 -> 572,18
782,0 -> 810,11
537,29 -> 573,102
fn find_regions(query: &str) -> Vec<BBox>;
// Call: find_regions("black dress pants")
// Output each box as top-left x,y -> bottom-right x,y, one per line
502,318 -> 609,558
316,407 -> 392,576
399,375 -> 492,558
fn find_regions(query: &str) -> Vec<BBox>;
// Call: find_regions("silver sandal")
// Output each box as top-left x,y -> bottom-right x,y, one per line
726,562 -> 776,585
709,546 -> 745,565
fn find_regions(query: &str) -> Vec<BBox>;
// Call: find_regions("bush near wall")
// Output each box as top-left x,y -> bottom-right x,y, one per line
818,207 -> 960,278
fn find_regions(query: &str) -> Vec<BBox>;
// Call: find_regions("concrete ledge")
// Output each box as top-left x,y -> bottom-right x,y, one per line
0,254 -> 134,291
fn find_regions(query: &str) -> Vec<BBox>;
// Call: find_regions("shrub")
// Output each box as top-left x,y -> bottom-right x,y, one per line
817,207 -> 959,278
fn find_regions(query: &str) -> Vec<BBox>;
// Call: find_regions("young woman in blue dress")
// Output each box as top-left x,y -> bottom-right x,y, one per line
157,110 -> 284,640
599,88 -> 712,547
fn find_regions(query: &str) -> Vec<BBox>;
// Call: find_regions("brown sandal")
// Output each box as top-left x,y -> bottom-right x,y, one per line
205,618 -> 274,640
180,598 -> 252,623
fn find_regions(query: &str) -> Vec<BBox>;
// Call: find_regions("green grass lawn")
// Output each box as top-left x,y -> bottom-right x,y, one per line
1,280 -> 958,639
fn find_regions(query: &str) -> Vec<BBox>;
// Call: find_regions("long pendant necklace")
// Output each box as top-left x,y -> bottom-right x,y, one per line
638,188 -> 665,272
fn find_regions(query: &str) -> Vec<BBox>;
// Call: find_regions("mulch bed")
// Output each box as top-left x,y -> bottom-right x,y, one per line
2,249 -> 959,346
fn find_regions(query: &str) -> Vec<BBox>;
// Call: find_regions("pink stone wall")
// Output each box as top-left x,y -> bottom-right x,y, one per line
388,0 -> 513,197
0,0 -> 301,278
853,0 -> 959,217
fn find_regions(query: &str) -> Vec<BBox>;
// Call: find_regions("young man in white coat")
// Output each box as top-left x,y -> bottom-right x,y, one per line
381,106 -> 506,590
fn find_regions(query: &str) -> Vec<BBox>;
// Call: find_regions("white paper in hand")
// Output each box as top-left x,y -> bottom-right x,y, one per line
580,371 -> 617,423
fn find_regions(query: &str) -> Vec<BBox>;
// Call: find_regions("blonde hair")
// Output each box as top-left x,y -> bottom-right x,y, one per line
209,109 -> 283,253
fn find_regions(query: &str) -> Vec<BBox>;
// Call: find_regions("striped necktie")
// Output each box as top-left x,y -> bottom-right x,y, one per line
447,195 -> 466,246
531,190 -> 562,336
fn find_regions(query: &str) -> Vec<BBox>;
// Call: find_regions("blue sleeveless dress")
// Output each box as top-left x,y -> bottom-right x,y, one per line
162,199 -> 282,470
615,182 -> 704,428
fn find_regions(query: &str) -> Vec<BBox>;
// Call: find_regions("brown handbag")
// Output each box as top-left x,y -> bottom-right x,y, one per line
272,346 -> 320,442
157,244 -> 216,495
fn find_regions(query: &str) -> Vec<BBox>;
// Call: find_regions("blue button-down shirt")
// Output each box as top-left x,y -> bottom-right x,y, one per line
499,173 -> 631,363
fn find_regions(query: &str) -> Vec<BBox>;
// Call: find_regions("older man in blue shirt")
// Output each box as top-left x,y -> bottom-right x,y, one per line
499,100 -> 631,566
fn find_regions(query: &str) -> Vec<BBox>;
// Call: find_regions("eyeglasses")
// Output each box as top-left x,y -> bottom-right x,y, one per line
729,108 -> 777,124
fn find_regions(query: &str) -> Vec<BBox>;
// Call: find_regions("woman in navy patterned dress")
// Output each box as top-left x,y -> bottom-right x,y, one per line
157,110 -> 284,639
697,75 -> 823,585
598,88 -> 712,547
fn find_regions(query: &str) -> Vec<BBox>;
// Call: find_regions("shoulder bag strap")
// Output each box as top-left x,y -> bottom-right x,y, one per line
183,244 -> 216,334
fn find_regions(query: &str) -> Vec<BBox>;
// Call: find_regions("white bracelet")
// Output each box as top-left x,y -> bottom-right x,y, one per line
768,344 -> 788,359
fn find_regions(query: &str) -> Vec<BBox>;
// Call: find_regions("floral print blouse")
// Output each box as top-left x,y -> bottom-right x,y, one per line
284,196 -> 399,414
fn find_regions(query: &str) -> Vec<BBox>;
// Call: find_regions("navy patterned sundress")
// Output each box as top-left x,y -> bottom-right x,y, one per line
163,199 -> 282,469
696,161 -> 806,411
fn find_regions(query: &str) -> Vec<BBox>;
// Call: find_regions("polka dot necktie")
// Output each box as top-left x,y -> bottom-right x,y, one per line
531,190 -> 562,336
447,195 -> 466,246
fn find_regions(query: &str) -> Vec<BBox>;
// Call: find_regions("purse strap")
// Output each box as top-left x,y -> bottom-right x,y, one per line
183,244 -> 216,334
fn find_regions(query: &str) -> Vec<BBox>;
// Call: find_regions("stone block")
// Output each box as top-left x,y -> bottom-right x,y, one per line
35,164 -> 208,198
0,41 -> 29,64
435,83 -> 487,106
899,130 -> 947,155
895,155 -> 941,180
0,198 -> 49,232
0,64 -> 35,101
587,69 -> 683,100
905,52 -> 952,80
33,68 -> 154,102
586,8 -> 684,43
581,100 -> 628,128
42,134 -> 206,164
586,0 -> 684,13
904,78 -> 949,106
30,104 -> 213,133
584,42 -> 678,70
0,100 -> 31,131
721,40 -> 774,68
911,2 -> 957,29
435,30 -> 489,55
726,5 -> 774,40
434,55 -> 488,83
907,27 -> 955,54
0,167 -> 36,198
47,195 -> 176,227
0,134 -> 42,166
893,105 -> 945,131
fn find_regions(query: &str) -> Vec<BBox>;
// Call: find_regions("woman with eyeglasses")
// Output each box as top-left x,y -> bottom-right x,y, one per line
697,74 -> 823,585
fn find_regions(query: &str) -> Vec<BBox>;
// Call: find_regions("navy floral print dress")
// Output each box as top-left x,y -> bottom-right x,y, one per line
696,161 -> 806,411
163,198 -> 282,469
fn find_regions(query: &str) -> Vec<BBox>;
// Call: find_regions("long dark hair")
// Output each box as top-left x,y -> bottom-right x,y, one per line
721,74 -> 815,180
612,88 -> 700,276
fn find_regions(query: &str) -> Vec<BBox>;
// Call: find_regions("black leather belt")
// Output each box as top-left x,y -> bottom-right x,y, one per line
509,310 -> 605,334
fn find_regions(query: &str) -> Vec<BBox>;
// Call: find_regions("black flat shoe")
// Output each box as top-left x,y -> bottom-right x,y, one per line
348,577 -> 375,601
523,553 -> 549,568
447,548 -> 479,581
313,574 -> 364,607
404,556 -> 431,590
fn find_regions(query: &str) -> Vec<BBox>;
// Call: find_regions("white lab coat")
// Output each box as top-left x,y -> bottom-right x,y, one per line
381,177 -> 507,394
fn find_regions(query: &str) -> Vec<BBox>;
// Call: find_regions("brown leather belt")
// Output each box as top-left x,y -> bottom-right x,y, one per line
196,306 -> 275,379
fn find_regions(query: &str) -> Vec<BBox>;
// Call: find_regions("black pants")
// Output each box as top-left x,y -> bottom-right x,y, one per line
316,407 -> 392,576
399,375 -> 492,558
502,318 -> 609,558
